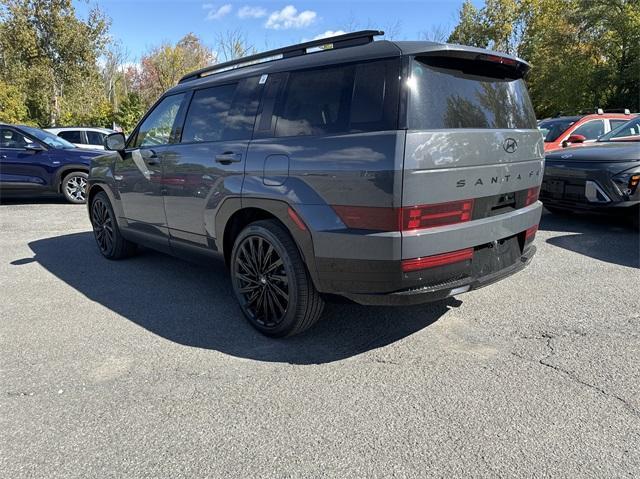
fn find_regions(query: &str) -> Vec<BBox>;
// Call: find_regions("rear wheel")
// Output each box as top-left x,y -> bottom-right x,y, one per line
61,171 -> 88,204
90,191 -> 137,259
230,220 -> 324,337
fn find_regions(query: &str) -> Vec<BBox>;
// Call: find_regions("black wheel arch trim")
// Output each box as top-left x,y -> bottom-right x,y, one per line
54,164 -> 89,192
215,197 -> 322,292
87,181 -> 127,230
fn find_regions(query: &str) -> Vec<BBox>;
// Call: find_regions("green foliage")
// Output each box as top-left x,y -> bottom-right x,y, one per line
114,93 -> 145,134
0,80 -> 30,123
449,0 -> 640,117
0,0 -> 110,126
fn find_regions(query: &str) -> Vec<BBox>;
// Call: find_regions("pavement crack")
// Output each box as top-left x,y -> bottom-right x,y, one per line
513,332 -> 640,419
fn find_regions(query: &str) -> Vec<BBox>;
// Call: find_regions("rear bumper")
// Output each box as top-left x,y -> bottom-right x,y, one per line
340,244 -> 535,306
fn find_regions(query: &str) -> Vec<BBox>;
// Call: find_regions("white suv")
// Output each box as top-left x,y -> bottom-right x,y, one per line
46,127 -> 115,150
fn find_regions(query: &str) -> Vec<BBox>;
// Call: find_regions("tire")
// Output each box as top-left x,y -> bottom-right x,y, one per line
90,191 -> 137,259
230,220 -> 324,337
61,171 -> 89,204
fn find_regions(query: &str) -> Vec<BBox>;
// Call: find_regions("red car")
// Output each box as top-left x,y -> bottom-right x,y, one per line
538,110 -> 635,152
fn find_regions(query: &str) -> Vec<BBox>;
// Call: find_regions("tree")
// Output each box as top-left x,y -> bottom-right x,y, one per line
0,0 -> 110,126
448,0 -> 640,116
135,33 -> 214,107
0,81 -> 29,123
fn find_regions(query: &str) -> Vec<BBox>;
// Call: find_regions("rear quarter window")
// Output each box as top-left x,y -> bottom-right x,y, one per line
273,58 -> 399,138
407,56 -> 537,130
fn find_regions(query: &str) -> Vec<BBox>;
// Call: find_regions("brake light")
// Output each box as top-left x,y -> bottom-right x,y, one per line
525,225 -> 538,241
481,54 -> 517,66
333,199 -> 475,231
402,248 -> 474,273
331,205 -> 398,231
525,187 -> 539,206
401,199 -> 474,230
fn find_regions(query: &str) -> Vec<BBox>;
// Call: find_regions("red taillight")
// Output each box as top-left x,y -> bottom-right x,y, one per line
402,248 -> 474,273
525,224 -> 538,241
401,199 -> 474,230
525,187 -> 539,206
333,200 -> 474,231
331,205 -> 398,231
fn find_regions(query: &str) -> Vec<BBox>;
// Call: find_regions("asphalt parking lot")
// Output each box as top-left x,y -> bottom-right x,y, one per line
1,198 -> 639,478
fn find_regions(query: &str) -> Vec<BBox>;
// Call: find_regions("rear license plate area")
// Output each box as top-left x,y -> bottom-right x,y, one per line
472,235 -> 521,278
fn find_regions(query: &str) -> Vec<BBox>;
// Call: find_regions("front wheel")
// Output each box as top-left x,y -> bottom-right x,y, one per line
230,220 -> 324,337
61,171 -> 88,204
90,191 -> 137,259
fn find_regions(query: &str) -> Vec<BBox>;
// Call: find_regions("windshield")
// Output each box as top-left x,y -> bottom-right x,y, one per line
537,118 -> 578,142
407,56 -> 537,130
598,116 -> 640,142
19,126 -> 76,149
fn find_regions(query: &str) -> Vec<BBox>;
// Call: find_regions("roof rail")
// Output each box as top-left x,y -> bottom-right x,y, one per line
179,30 -> 384,84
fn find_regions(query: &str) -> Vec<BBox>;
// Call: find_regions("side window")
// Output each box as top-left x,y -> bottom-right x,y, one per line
86,131 -> 106,145
223,76 -> 262,141
133,93 -> 185,148
272,59 -> 399,138
572,120 -> 605,140
609,120 -> 627,131
181,84 -> 237,143
59,130 -> 82,143
0,128 -> 29,148
275,65 -> 353,137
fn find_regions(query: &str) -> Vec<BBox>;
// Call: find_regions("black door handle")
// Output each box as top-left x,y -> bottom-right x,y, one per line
215,152 -> 242,164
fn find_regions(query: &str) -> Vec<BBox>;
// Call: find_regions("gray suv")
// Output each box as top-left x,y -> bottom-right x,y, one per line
88,31 -> 543,337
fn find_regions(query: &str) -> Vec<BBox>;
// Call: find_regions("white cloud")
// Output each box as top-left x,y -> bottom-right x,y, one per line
203,3 -> 233,20
265,5 -> 317,30
238,5 -> 267,19
313,30 -> 346,41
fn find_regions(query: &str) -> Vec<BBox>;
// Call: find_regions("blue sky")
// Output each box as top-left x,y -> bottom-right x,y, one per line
74,0 -> 478,61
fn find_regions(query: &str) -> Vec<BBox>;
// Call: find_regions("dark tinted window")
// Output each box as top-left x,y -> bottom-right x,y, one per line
408,57 -> 537,130
222,76 -> 262,140
86,131 -> 106,145
0,128 -> 30,148
59,130 -> 82,143
133,93 -> 185,148
609,119 -> 628,131
274,59 -> 399,137
182,84 -> 237,143
572,120 -> 604,140
538,118 -> 578,142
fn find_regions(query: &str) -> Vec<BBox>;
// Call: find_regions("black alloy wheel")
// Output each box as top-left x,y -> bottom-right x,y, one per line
233,234 -> 290,328
91,196 -> 114,256
230,220 -> 324,337
90,191 -> 137,260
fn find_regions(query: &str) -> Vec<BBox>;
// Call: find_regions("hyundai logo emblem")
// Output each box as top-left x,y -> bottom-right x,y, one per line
503,138 -> 518,153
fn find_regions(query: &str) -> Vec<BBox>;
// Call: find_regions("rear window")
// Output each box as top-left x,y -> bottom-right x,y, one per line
407,56 -> 537,130
59,130 -> 82,143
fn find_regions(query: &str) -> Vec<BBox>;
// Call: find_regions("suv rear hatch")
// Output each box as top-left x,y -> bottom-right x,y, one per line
401,49 -> 543,270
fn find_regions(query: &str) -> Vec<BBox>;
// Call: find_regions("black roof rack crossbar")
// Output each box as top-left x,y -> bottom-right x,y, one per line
179,30 -> 384,84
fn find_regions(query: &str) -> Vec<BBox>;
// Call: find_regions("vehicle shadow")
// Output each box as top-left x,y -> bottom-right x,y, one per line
0,195 -> 67,205
20,232 -> 456,364
539,210 -> 639,268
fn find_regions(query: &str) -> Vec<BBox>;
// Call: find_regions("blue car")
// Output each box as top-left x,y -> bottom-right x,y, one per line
0,124 -> 104,203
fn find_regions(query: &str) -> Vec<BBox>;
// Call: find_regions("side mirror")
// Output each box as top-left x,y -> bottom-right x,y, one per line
24,143 -> 44,153
563,134 -> 586,147
105,132 -> 126,151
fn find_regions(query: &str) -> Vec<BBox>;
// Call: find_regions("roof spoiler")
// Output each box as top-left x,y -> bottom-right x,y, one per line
414,46 -> 530,79
179,30 -> 384,84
